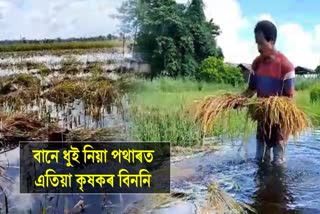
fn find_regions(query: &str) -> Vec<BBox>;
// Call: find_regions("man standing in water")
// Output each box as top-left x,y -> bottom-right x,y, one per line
240,20 -> 295,165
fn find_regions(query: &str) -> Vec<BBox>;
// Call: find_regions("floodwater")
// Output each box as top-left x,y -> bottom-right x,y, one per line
0,130 -> 320,213
0,52 -> 320,213
169,130 -> 320,214
0,52 -> 132,67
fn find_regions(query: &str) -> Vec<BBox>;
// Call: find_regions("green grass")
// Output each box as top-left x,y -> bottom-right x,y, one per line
128,77 -> 320,146
0,40 -> 122,52
310,85 -> 320,103
128,77 -> 254,146
295,76 -> 320,91
295,89 -> 320,126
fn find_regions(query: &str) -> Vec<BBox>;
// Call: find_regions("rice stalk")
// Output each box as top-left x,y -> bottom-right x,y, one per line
192,94 -> 247,133
42,79 -> 87,104
200,181 -> 256,214
191,94 -> 311,141
247,96 -> 311,140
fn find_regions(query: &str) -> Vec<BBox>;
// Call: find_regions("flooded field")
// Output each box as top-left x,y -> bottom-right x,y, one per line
0,51 -> 319,214
0,130 -> 319,213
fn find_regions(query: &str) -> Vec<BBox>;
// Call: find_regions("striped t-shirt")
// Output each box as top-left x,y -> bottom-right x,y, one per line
249,51 -> 295,98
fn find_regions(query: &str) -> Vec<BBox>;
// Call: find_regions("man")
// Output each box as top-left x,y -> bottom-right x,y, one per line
241,20 -> 295,165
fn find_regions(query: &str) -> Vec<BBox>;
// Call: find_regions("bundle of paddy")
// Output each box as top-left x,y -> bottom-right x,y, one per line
66,127 -> 126,141
42,79 -> 87,104
114,74 -> 137,93
0,74 -> 41,110
83,78 -> 122,111
192,94 -> 310,140
247,96 -> 310,140
192,94 -> 247,133
123,193 -> 187,214
199,181 -> 256,214
0,112 -> 66,143
60,56 -> 83,75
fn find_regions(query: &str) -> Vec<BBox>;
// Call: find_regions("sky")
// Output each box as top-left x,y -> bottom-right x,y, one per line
0,0 -> 319,68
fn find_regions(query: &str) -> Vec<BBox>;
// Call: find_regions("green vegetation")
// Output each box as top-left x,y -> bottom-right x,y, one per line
128,77 -> 253,145
0,40 -> 122,52
295,76 -> 320,91
199,57 -> 244,86
310,85 -> 320,103
315,65 -> 320,74
118,0 -> 222,78
128,77 -> 320,145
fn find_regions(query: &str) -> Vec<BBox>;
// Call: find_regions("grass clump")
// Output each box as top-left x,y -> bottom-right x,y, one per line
67,127 -> 126,141
295,76 -> 320,91
10,73 -> 41,88
42,79 -> 86,104
60,56 -> 81,75
310,85 -> 320,103
0,74 -> 41,110
37,64 -> 51,77
129,105 -> 205,147
83,78 -> 122,120
84,78 -> 120,106
0,112 -> 63,144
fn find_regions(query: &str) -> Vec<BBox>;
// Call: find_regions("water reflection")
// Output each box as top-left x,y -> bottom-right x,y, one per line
252,163 -> 295,214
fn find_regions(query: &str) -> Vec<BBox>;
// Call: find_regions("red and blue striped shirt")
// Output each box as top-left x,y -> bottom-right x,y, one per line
249,51 -> 295,98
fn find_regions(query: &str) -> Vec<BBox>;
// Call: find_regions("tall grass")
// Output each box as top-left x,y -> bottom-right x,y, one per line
128,77 -> 254,146
0,40 -> 122,52
128,76 -> 320,146
295,76 -> 320,91
295,89 -> 320,126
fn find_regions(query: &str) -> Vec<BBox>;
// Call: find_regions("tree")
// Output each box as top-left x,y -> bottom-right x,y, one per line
186,0 -> 222,62
315,65 -> 320,74
117,0 -> 223,78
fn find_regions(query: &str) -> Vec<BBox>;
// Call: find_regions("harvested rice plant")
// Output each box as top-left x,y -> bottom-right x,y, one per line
0,74 -> 41,110
191,94 -> 311,142
0,62 -> 132,149
199,182 -> 256,214
42,79 -> 87,104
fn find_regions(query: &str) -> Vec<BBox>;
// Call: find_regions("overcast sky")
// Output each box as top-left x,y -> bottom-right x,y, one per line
1,0 -> 320,68
0,0 -> 122,40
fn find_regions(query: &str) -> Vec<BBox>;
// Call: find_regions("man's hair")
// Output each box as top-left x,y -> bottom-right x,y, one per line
254,20 -> 277,43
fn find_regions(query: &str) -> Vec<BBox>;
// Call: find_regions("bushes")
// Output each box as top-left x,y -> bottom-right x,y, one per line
310,85 -> 320,103
199,57 -> 244,86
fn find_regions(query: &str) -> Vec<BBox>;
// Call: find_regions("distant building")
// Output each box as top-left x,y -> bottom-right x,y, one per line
237,63 -> 253,83
227,63 -> 318,81
295,66 -> 315,75
295,66 -> 317,78
226,62 -> 253,83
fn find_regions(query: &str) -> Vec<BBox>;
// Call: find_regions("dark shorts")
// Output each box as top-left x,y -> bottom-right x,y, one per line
256,121 -> 288,147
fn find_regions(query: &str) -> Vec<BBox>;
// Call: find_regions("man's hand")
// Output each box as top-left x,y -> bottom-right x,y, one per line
233,88 -> 255,110
241,88 -> 256,98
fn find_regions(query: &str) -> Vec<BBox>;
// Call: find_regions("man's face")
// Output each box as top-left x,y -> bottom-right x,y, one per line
255,31 -> 274,58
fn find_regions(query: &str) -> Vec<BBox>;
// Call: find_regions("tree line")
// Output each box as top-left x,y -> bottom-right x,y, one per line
0,34 -> 123,45
117,0 -> 226,79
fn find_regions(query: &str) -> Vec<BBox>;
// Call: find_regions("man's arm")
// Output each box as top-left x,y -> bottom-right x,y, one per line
240,57 -> 260,98
281,57 -> 295,98
240,68 -> 257,98
241,87 -> 256,98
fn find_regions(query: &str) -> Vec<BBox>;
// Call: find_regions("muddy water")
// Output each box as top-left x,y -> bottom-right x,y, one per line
0,130 -> 319,213
0,51 -> 135,77
168,130 -> 320,214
